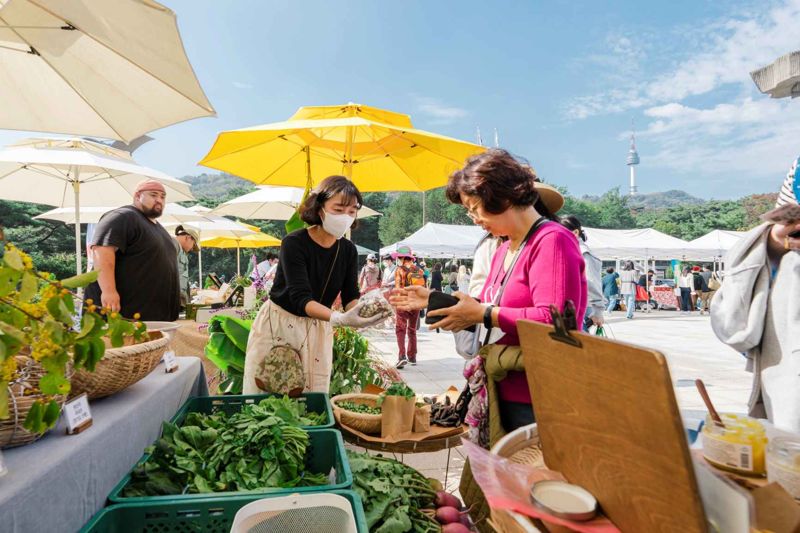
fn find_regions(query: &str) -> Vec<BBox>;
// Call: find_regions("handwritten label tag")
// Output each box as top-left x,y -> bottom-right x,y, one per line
64,393 -> 92,435
163,350 -> 179,373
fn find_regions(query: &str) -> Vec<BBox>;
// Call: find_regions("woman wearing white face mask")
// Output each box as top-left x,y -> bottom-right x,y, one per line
243,175 -> 388,395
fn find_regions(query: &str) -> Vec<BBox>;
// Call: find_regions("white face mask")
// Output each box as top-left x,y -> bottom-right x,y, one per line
321,210 -> 355,239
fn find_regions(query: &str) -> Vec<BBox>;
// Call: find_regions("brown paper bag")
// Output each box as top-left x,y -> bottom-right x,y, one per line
380,396 -> 415,439
413,404 -> 431,433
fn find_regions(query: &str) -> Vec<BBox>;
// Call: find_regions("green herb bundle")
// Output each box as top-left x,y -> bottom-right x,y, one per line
377,381 -> 415,407
347,451 -> 440,533
123,398 -> 328,497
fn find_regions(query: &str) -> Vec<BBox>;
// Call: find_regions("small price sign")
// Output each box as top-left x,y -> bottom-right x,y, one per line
163,350 -> 179,373
64,393 -> 92,435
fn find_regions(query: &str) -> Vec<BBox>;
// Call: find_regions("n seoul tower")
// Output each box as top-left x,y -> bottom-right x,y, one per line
626,130 -> 640,196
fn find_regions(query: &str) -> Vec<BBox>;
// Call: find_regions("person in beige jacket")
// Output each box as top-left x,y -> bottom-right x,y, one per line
711,157 -> 800,432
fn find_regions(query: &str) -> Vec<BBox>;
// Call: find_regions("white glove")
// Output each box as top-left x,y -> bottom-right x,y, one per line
330,301 -> 389,329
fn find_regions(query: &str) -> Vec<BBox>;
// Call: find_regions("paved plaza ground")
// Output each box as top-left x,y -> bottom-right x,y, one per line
355,308 -> 752,493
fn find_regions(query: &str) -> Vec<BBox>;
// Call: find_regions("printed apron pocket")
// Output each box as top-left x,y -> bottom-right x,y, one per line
254,344 -> 305,397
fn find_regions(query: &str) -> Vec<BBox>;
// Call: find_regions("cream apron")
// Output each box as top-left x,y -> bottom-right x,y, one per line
243,300 -> 334,394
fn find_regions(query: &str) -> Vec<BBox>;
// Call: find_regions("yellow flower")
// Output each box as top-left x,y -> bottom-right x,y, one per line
133,313 -> 141,320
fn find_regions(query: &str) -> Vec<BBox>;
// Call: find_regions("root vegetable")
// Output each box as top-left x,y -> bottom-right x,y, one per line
428,477 -> 443,492
442,522 -> 471,532
436,506 -> 464,524
435,491 -> 463,509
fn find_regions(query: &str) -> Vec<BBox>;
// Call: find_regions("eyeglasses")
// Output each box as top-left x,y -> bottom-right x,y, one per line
463,199 -> 481,220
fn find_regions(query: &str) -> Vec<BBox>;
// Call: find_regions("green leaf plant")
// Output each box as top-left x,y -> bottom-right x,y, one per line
0,241 -> 148,434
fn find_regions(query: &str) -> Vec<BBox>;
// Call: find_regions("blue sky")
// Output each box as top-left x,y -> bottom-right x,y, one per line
4,0 -> 800,199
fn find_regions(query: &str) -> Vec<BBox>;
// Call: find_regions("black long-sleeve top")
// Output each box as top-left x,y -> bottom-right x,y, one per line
269,229 -> 360,317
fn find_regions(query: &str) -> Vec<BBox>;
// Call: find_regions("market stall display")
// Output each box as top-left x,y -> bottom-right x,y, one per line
80,490 -> 368,533
0,358 -> 208,533
347,450 -> 469,532
171,393 -> 335,430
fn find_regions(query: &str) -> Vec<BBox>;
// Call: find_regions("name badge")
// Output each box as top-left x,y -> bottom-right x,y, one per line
64,393 -> 93,435
163,350 -> 179,373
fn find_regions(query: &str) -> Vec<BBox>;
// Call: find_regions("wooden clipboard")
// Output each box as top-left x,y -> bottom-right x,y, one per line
518,314 -> 707,533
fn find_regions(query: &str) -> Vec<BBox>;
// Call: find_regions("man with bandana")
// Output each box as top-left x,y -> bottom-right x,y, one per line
85,179 -> 181,321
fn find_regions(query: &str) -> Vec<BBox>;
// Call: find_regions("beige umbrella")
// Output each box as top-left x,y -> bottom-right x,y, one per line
0,137 -> 194,273
211,185 -> 381,220
0,0 -> 214,141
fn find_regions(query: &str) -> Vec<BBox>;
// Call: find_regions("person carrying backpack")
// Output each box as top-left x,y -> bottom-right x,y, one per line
692,265 -> 709,314
393,244 -> 425,368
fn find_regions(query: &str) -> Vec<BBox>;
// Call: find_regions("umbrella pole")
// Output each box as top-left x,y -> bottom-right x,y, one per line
237,246 -> 241,277
198,249 -> 203,287
73,179 -> 82,275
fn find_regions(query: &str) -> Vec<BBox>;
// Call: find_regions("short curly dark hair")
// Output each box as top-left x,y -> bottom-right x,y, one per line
299,175 -> 363,228
445,149 -> 540,214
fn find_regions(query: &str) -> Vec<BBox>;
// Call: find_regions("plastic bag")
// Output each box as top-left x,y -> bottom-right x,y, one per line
461,440 -> 620,532
357,289 -> 395,319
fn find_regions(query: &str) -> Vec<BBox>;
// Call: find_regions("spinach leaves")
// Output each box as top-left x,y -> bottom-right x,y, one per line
123,397 -> 328,497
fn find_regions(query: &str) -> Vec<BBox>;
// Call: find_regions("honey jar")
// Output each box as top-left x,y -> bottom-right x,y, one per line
766,436 -> 800,500
701,414 -> 767,476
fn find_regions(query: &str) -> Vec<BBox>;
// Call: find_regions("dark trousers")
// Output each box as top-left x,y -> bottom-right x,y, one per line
680,287 -> 692,311
396,309 -> 419,361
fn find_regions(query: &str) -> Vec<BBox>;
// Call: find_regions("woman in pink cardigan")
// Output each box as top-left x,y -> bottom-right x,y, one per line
393,149 -> 586,433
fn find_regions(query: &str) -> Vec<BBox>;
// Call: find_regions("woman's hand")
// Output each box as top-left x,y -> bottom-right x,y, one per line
390,285 -> 431,311
768,221 -> 800,259
426,291 -> 485,332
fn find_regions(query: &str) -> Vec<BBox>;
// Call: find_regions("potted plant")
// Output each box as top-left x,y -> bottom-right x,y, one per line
0,241 -> 149,446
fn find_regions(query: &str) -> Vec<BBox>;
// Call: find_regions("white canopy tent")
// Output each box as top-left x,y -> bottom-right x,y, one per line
685,230 -> 746,260
583,228 -> 699,260
380,223 -> 486,259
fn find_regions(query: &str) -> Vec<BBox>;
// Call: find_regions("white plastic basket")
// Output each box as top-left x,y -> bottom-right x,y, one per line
231,493 -> 358,533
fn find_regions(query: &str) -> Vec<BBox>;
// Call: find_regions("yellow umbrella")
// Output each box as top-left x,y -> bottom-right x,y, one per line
198,103 -> 485,192
201,231 -> 281,276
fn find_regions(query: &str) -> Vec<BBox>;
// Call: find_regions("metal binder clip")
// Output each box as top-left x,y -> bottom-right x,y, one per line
548,303 -> 582,348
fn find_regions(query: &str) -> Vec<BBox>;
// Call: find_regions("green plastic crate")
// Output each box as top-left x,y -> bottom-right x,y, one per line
107,429 -> 351,504
82,489 -> 367,533
170,393 -> 335,430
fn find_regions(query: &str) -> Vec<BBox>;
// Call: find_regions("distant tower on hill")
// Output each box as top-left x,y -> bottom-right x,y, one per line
626,129 -> 640,196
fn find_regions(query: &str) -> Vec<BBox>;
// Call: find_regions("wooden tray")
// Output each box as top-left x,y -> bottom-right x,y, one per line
518,312 -> 707,533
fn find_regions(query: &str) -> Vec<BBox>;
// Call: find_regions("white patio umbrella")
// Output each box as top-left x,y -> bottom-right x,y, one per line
0,137 -> 194,273
34,203 -> 210,226
161,215 -> 257,284
0,0 -> 214,141
188,204 -> 212,213
211,185 -> 381,220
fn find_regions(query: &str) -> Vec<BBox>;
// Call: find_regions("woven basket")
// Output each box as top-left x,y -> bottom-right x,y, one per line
70,331 -> 169,399
1,356 -> 67,449
331,393 -> 382,435
488,424 -> 545,533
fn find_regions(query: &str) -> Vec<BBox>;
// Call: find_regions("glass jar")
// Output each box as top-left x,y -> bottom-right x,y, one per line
766,437 -> 800,500
701,413 -> 767,476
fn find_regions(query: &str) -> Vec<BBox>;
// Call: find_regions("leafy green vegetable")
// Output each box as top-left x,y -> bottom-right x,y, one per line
204,315 -> 251,394
347,451 -> 440,533
335,400 -> 381,415
377,382 -> 416,407
123,396 -> 328,497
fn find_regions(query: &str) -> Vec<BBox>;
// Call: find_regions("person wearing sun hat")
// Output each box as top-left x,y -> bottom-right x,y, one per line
84,179 -> 181,321
711,155 -> 800,432
392,244 -> 425,368
174,225 -> 200,307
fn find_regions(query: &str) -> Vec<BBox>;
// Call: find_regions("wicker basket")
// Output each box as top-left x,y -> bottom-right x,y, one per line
331,393 -> 382,435
70,331 -> 169,399
488,424 -> 545,533
1,356 -> 67,449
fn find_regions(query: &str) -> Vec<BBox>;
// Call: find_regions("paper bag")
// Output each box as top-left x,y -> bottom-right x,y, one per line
380,396 -> 415,439
413,404 -> 431,433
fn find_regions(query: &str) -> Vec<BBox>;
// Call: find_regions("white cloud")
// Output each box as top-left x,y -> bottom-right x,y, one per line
413,97 -> 469,125
565,0 -> 800,118
232,81 -> 253,89
636,97 -> 800,182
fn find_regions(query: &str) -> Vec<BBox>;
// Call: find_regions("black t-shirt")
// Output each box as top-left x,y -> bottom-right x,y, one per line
85,206 -> 180,321
269,229 -> 359,317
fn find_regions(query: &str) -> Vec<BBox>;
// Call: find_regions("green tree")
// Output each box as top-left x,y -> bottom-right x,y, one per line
350,192 -> 388,254
594,188 -> 636,229
378,192 -> 423,245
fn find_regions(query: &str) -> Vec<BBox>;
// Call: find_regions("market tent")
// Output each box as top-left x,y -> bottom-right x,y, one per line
583,228 -> 696,260
356,244 -> 376,256
380,223 -> 486,259
685,230 -> 746,259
